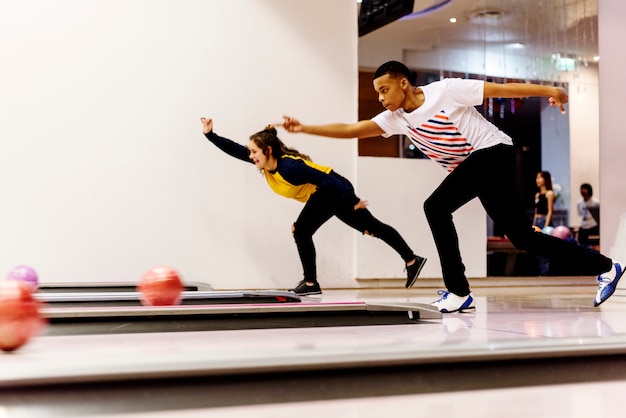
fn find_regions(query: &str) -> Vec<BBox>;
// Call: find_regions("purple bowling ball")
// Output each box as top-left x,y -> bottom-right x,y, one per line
7,265 -> 39,291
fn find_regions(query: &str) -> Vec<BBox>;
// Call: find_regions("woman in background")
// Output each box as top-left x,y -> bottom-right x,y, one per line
532,171 -> 556,275
533,171 -> 555,232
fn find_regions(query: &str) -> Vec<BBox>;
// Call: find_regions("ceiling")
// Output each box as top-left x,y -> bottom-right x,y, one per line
358,0 -> 599,67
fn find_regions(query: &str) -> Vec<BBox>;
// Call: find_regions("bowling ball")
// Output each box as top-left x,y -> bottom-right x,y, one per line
137,266 -> 183,306
552,225 -> 572,240
542,226 -> 554,236
7,265 -> 39,291
0,280 -> 47,352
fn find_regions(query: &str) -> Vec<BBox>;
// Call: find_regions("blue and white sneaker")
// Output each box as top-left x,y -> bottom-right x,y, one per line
431,290 -> 475,313
594,262 -> 625,307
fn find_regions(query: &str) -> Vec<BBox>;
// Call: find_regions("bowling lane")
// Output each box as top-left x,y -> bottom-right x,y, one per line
3,313 -> 626,417
85,380 -> 626,418
36,281 -> 214,293
30,282 -> 439,335
3,284 -> 626,417
37,289 -> 302,307
41,300 -> 438,335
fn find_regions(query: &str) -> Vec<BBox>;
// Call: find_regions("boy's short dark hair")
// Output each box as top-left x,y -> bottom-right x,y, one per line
374,60 -> 412,81
581,183 -> 593,196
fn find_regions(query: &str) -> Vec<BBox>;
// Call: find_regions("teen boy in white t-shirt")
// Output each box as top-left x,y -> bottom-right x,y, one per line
280,60 -> 623,313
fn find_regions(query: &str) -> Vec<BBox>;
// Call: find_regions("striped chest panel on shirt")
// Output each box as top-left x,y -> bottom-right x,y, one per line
263,156 -> 332,203
404,110 -> 474,173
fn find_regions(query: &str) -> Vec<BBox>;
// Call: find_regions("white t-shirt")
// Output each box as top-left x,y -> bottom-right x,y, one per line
577,197 -> 600,229
372,78 -> 513,172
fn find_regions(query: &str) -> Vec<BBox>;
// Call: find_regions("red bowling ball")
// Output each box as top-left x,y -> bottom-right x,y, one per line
137,266 -> 183,306
0,280 -> 47,352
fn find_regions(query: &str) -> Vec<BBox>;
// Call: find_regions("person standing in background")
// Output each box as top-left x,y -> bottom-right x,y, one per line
533,171 -> 556,275
532,171 -> 555,231
577,183 -> 600,250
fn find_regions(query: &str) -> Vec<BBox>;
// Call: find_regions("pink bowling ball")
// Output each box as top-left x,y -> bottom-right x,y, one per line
552,225 -> 572,240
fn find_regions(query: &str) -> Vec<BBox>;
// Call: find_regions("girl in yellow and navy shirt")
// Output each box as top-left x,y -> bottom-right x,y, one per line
200,117 -> 426,295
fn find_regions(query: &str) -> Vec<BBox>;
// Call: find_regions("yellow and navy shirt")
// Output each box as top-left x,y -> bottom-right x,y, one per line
204,131 -> 359,204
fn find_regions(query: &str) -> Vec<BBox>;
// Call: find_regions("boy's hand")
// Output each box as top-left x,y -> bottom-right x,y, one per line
281,115 -> 303,133
549,87 -> 568,114
200,117 -> 213,134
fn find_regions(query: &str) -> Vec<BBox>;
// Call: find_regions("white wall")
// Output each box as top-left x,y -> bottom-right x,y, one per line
0,0 -> 360,289
599,1 -> 626,258
568,67 -> 600,226
540,99 -> 571,217
356,157 -> 486,280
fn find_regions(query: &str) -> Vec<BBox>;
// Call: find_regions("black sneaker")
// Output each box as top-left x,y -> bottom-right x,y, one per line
289,280 -> 322,296
405,255 -> 427,288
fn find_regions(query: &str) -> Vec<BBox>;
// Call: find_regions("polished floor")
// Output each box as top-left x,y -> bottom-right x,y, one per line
2,277 -> 626,417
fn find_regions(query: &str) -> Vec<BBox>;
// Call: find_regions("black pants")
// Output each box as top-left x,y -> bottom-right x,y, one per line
579,226 -> 600,247
293,173 -> 415,283
423,144 -> 612,296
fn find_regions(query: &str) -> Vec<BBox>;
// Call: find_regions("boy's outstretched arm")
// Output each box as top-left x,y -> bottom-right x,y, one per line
483,82 -> 568,114
280,115 -> 384,139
